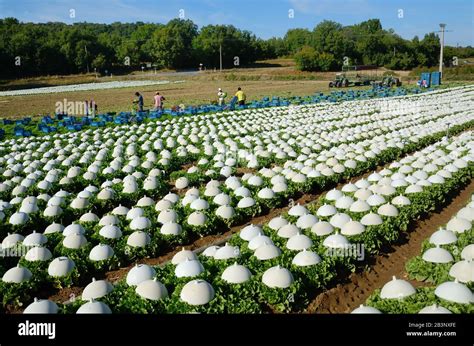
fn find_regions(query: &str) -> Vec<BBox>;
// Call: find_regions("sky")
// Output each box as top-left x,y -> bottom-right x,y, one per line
0,0 -> 473,46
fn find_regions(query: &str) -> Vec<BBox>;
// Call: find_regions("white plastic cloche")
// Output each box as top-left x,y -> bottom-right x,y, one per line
82,278 -> 113,300
24,298 -> 59,314
262,265 -> 294,288
292,249 -> 322,267
47,257 -> 75,277
434,280 -> 473,304
380,276 -> 416,299
221,263 -> 252,284
175,259 -> 204,278
180,279 -> 215,306
126,264 -> 156,286
172,248 -> 198,264
2,264 -> 32,283
418,304 -> 452,314
136,278 -> 168,300
351,304 -> 382,314
240,224 -> 262,241
421,246 -> 454,264
76,300 -> 112,314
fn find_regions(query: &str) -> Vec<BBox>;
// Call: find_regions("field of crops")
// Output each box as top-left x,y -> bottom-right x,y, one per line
361,191 -> 474,314
0,85 -> 473,314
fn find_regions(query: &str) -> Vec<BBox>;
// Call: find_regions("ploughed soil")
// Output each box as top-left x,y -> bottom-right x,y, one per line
306,179 -> 474,314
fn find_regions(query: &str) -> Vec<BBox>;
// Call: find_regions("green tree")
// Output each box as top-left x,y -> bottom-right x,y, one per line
92,53 -> 107,71
0,17 -> 464,78
318,52 -> 337,71
284,28 -> 312,54
151,19 -> 197,68
294,46 -> 319,71
192,24 -> 262,68
353,19 -> 386,65
266,37 -> 288,57
419,33 -> 441,67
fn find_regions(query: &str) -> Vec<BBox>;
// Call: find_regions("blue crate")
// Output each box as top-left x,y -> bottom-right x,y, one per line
41,116 -> 53,124
99,114 -> 113,122
148,113 -> 161,119
431,72 -> 441,86
14,127 -> 31,136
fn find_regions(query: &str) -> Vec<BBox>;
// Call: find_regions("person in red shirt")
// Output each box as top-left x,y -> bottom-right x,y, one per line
153,92 -> 165,111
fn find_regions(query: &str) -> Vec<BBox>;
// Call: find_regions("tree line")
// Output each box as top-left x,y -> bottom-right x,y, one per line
291,19 -> 473,72
0,17 -> 472,77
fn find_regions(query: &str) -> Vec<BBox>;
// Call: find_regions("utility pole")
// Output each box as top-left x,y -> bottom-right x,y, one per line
219,43 -> 223,72
439,23 -> 446,77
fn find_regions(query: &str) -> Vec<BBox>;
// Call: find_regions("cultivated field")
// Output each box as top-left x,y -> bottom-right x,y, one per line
0,85 -> 473,314
0,59 -> 408,119
1,59 -> 472,119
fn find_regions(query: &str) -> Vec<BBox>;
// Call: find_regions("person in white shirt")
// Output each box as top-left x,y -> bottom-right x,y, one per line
217,88 -> 227,106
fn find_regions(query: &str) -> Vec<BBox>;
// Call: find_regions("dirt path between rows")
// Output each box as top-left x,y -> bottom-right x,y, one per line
306,179 -> 474,314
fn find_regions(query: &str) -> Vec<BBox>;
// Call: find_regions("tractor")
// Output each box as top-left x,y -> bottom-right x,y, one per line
328,73 -> 349,88
373,75 -> 402,87
329,65 -> 378,88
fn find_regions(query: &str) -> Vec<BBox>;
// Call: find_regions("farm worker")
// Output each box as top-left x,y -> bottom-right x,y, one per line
133,92 -> 144,112
89,99 -> 97,117
217,88 -> 227,106
235,87 -> 246,106
153,92 -> 165,111
84,100 -> 89,116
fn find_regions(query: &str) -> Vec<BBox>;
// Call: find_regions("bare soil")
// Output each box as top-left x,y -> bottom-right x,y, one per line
48,286 -> 84,305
